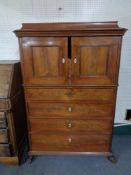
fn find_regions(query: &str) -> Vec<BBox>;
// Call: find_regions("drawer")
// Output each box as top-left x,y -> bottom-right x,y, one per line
0,112 -> 7,128
0,144 -> 11,156
25,88 -> 115,102
29,118 -> 112,134
28,102 -> 114,118
0,99 -> 11,111
0,129 -> 8,143
30,134 -> 110,152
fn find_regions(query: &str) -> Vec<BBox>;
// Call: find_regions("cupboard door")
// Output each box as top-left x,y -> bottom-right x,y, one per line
21,37 -> 68,86
71,37 -> 121,86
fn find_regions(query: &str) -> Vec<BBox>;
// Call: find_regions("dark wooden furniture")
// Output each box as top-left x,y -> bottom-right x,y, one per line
0,61 -> 27,165
14,22 -> 126,162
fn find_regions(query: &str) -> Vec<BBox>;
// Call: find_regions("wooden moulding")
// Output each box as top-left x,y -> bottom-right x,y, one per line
29,151 -> 112,156
14,21 -> 127,37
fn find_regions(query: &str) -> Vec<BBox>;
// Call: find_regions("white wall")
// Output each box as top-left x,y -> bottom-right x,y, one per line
0,0 -> 131,123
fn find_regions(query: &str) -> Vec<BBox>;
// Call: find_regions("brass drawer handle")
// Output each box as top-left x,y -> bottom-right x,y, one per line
68,138 -> 72,143
67,122 -> 72,128
62,58 -> 65,64
68,107 -> 72,112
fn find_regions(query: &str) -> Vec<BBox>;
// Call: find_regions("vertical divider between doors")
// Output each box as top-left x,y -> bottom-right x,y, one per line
68,37 -> 72,85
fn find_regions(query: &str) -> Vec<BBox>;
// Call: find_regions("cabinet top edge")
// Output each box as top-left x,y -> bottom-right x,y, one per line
14,21 -> 127,35
0,60 -> 20,64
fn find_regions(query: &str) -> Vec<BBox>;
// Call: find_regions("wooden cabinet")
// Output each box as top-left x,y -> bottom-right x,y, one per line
0,61 -> 27,165
14,22 -> 126,160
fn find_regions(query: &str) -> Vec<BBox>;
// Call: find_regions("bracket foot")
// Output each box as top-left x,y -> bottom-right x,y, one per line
107,154 -> 117,164
27,156 -> 35,164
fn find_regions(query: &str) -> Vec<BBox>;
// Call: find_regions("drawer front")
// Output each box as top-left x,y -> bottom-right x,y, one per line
26,88 -> 115,102
28,102 -> 114,118
29,118 -> 112,134
30,134 -> 110,152
0,129 -> 8,143
0,112 -> 6,128
0,144 -> 11,156
0,100 -> 7,110
0,99 -> 10,111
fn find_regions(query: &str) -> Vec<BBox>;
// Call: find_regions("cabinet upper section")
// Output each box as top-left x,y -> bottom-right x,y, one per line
14,22 -> 127,87
14,21 -> 127,37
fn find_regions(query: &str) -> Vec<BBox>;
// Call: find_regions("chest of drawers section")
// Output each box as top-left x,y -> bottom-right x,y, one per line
26,87 -> 115,154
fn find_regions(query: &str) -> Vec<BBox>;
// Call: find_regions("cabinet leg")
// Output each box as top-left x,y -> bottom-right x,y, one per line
27,156 -> 35,164
107,154 -> 117,164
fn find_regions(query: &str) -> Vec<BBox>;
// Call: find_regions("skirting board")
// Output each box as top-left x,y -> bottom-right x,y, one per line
113,123 -> 131,135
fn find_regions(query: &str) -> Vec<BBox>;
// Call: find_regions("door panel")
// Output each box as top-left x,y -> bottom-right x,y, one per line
32,47 -> 60,77
71,37 -> 121,85
80,47 -> 108,76
21,37 -> 68,85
